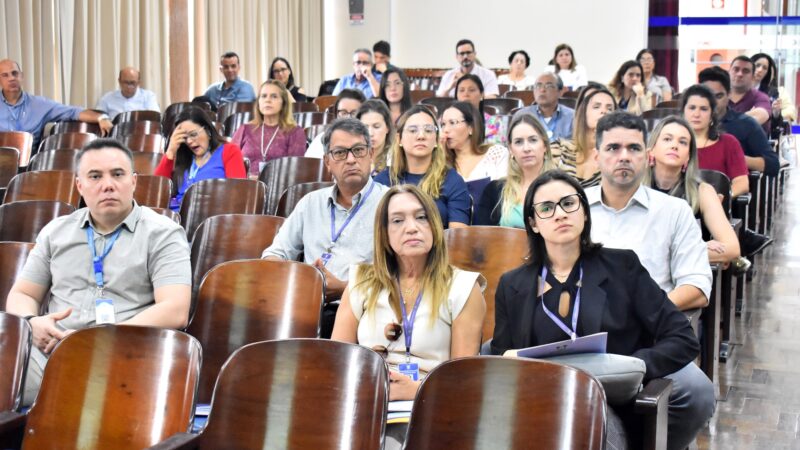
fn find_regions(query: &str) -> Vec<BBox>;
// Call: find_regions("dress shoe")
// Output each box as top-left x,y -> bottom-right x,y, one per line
740,229 -> 773,257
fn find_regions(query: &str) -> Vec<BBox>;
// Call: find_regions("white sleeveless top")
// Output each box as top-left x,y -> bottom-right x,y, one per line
349,266 -> 484,376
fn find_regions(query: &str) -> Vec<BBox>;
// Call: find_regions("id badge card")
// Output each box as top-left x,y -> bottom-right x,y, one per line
320,251 -> 333,267
258,161 -> 267,174
95,298 -> 116,325
398,363 -> 420,381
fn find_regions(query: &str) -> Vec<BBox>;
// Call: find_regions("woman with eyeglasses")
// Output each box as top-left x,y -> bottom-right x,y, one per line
268,56 -> 307,103
637,49 -> 673,102
356,99 -> 395,174
373,105 -> 471,228
155,106 -> 246,210
491,170 -> 712,450
474,114 -> 555,227
231,80 -> 307,178
455,74 -> 507,145
379,67 -> 413,124
608,60 -> 654,115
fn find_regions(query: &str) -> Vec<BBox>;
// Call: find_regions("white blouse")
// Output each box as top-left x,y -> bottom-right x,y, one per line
462,144 -> 509,182
544,64 -> 588,90
497,74 -> 537,91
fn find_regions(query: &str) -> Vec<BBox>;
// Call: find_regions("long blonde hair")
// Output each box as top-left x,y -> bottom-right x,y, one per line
389,106 -> 448,198
500,114 -> 556,219
572,88 -> 617,163
251,80 -> 297,131
643,116 -> 701,214
354,184 -> 453,324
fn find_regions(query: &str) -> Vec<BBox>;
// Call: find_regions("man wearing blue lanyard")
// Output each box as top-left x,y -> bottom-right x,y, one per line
6,139 -> 192,406
263,118 -> 388,337
0,59 -> 113,152
514,72 -> 575,142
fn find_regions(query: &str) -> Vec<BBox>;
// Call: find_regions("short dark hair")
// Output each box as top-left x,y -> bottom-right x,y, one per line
595,110 -> 647,149
730,55 -> 754,72
523,169 -> 601,268
698,66 -> 731,93
508,50 -> 531,68
220,51 -> 239,64
76,138 -> 134,174
680,84 -> 721,140
373,40 -> 391,56
455,39 -> 475,52
322,118 -> 371,154
333,89 -> 367,113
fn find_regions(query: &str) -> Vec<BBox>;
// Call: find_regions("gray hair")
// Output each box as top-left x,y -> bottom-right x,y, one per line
353,48 -> 373,60
75,138 -> 134,175
538,71 -> 563,90
322,118 -> 371,154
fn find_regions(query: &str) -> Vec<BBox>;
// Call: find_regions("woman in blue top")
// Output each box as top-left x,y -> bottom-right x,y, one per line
373,105 -> 470,228
155,106 -> 246,210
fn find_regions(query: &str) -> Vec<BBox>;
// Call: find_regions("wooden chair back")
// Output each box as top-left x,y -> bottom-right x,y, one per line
484,97 -> 523,115
223,111 -> 253,137
111,120 -> 162,138
445,226 -> 529,340
0,131 -> 33,168
22,326 -> 201,449
149,207 -> 181,224
410,89 -> 436,104
504,90 -> 535,106
132,152 -> 163,175
304,124 -> 327,142
4,171 -> 81,207
700,169 -> 732,218
0,242 -> 35,311
313,95 -> 337,112
420,97 -> 457,116
179,178 -> 267,240
217,101 -> 255,123
112,110 -> 162,124
292,101 -> 319,113
656,100 -> 680,109
196,339 -> 388,449
562,90 -> 582,99
133,175 -> 173,208
27,148 -> 80,172
122,133 -> 165,153
0,312 -> 31,411
294,111 -> 332,128
258,156 -> 332,215
404,357 -> 606,450
38,132 -> 96,153
642,108 -> 680,120
558,97 -> 578,109
275,181 -> 334,217
0,200 -> 75,243
0,147 -> 20,188
188,260 -> 324,403
48,121 -> 101,137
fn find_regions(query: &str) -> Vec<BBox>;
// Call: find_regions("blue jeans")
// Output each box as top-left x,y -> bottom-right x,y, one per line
664,363 -> 716,450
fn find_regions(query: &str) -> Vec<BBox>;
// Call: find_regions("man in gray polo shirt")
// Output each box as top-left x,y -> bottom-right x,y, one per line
263,118 -> 388,336
6,138 -> 191,406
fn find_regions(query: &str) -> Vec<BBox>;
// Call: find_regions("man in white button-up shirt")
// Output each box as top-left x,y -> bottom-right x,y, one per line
96,67 -> 160,119
585,111 -> 711,311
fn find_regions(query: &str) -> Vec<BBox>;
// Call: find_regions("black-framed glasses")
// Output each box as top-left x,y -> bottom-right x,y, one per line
532,193 -> 582,219
328,144 -> 369,161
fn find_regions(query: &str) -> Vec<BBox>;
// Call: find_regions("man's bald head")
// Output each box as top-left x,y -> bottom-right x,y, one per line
118,66 -> 141,98
0,59 -> 24,100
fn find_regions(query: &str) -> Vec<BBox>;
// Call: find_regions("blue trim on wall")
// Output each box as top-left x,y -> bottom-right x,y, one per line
650,16 -> 800,27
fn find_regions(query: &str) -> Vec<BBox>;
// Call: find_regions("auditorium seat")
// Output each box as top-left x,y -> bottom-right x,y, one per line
409,89 -> 435,104
4,171 -> 81,207
111,120 -> 162,138
258,156 -> 332,215
47,121 -> 101,137
291,101 -> 319,113
132,152 -> 163,175
0,242 -> 35,311
223,111 -> 253,137
0,147 -> 20,198
0,313 -> 31,412
656,100 -> 680,109
122,133 -> 165,153
133,175 -> 173,208
38,132 -> 96,153
304,124 -> 326,142
483,97 -> 523,115
112,110 -> 162,125
294,111 -> 332,128
504,89 -> 535,106
149,207 -> 181,224
27,149 -> 80,172
216,101 -> 254,124
179,178 -> 267,240
642,108 -> 680,120
420,97 -> 457,115
0,132 -> 33,168
558,97 -> 578,109
0,200 -> 75,243
275,181 -> 334,217
312,95 -> 337,112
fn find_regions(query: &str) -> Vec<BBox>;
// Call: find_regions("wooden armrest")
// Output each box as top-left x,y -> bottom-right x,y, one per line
634,378 -> 673,414
146,432 -> 201,450
0,410 -> 27,447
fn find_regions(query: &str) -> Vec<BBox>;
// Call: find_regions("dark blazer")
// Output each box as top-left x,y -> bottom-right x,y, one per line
473,179 -> 504,226
491,247 -> 700,380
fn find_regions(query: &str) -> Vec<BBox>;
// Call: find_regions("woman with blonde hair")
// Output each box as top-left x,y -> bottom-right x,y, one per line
231,79 -> 306,177
474,113 -> 555,226
373,105 -> 471,228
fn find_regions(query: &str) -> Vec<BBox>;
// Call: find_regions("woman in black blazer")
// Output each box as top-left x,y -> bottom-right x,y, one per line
491,169 -> 714,450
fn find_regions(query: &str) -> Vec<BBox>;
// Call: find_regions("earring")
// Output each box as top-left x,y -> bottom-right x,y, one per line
681,162 -> 688,173
648,154 -> 655,167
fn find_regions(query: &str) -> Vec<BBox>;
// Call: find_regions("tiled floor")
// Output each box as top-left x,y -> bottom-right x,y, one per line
697,172 -> 800,450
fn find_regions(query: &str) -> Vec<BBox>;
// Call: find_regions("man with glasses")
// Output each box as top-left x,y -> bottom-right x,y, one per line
264,118 -> 388,336
202,51 -> 256,109
514,72 -> 574,141
305,88 -> 366,158
333,48 -> 381,99
728,55 -> 771,135
436,39 -> 499,98
96,67 -> 160,119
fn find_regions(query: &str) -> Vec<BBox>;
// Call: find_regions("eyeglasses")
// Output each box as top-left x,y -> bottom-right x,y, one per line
440,119 -> 466,129
273,68 -> 290,74
328,144 -> 370,161
532,193 -> 582,219
185,128 -> 206,141
386,80 -> 404,88
354,60 -> 371,66
404,125 -> 438,136
534,82 -> 558,91
337,110 -> 358,118
457,51 -> 474,58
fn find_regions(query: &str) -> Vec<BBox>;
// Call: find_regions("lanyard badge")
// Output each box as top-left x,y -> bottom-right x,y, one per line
398,285 -> 423,381
540,265 -> 583,341
322,182 -> 376,266
86,226 -> 122,324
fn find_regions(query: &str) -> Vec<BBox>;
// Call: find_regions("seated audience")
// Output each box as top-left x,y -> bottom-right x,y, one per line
574,81 -> 608,109
373,40 -> 399,74
155,107 -> 246,210
544,43 -> 588,91
637,49 -> 673,102
269,56 -> 307,103
751,52 -> 796,136
586,111 -> 712,311
96,66 -> 160,118
333,48 -> 381,99
379,67 -> 412,124
681,84 -> 749,197
608,60 -> 653,115
497,50 -> 536,90
436,39 -> 499,98
514,71 -> 575,141
474,113 -> 555,226
491,169 -> 714,450
554,88 -> 617,187
645,116 -> 741,265
455,74 -> 506,145
202,51 -> 256,108
6,139 -> 191,406
0,59 -> 112,150
356,99 -> 395,174
305,88 -> 366,158
231,80 -> 306,178
728,55 -> 771,135
374,105 -> 470,228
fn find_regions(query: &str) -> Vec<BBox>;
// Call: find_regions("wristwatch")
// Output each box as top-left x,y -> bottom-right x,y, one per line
98,114 -> 111,122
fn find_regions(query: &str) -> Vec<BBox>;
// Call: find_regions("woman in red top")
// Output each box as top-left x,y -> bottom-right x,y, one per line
681,84 -> 749,197
155,106 -> 246,210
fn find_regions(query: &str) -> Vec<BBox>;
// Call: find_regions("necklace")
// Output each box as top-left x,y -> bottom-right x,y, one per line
399,280 -> 420,297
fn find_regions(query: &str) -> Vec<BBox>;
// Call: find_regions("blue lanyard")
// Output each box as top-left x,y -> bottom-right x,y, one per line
188,160 -> 201,181
329,182 -> 376,248
398,286 -> 423,362
538,107 -> 560,137
540,265 -> 583,341
86,226 -> 123,293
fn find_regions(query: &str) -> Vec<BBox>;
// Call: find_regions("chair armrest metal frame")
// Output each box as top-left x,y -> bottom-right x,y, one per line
634,378 -> 673,450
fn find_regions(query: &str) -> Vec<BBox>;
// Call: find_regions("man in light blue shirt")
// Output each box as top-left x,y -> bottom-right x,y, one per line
96,67 -> 160,119
332,48 -> 381,99
514,72 -> 574,141
203,52 -> 256,108
0,59 -> 112,153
